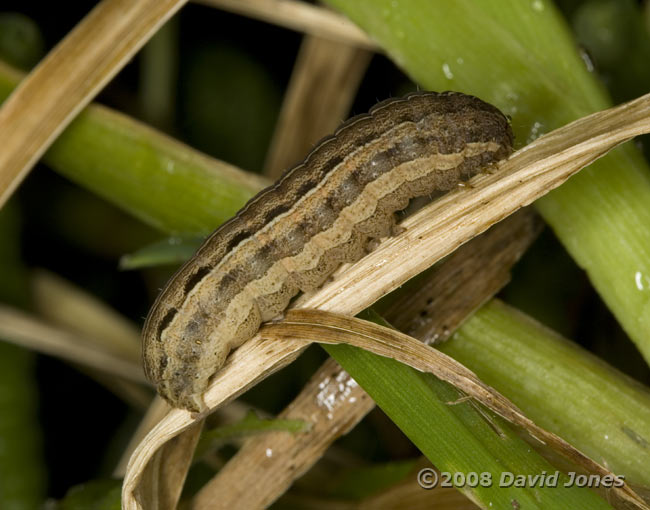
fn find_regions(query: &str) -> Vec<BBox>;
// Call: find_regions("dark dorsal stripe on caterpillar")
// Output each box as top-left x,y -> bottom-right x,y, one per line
142,91 -> 514,411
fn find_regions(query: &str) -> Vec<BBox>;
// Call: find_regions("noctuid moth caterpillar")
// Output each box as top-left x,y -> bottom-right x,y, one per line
143,91 -> 513,412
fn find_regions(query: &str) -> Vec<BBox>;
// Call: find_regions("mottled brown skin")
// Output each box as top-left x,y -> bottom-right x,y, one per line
143,91 -> 514,411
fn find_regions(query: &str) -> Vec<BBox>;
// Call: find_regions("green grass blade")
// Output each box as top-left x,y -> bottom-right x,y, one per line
118,235 -> 204,270
323,311 -> 614,510
0,203 -> 45,509
322,0 -> 650,367
440,299 -> 650,488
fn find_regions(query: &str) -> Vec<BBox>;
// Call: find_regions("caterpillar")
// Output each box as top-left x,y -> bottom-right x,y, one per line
142,91 -> 513,411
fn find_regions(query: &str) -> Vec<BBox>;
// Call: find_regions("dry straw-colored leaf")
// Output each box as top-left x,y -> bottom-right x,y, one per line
0,0 -> 187,209
192,356 -> 370,509
385,210 -> 544,345
195,0 -> 377,49
122,92 -> 650,510
264,34 -> 372,178
136,421 -> 203,510
115,397 -> 173,478
31,269 -> 151,407
0,272 -> 148,399
32,269 -> 142,363
114,397 -> 263,478
0,305 -> 145,383
190,209 -> 541,509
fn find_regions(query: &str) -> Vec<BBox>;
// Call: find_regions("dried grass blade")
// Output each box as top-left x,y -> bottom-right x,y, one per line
0,0 -> 187,209
384,209 -> 544,344
135,421 -> 203,510
191,357 -> 369,509
264,34 -> 371,178
115,397 -> 172,478
31,269 -> 142,362
190,209 -> 540,509
194,0 -> 376,49
0,305 -> 145,383
29,269 -> 150,406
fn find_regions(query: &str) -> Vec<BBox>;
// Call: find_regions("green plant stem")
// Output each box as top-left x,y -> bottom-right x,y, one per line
0,61 -> 268,236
